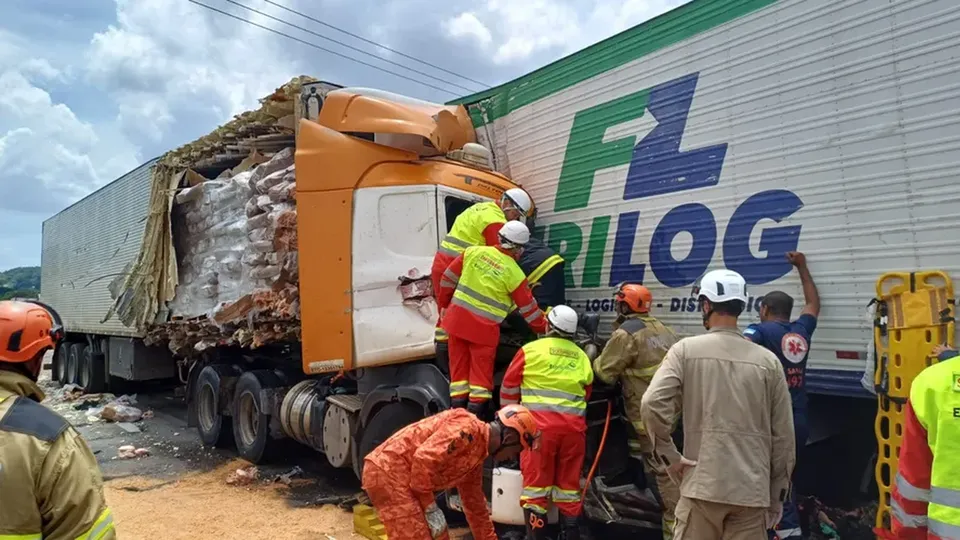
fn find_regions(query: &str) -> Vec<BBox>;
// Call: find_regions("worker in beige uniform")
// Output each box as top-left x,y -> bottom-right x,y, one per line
0,300 -> 117,540
591,283 -> 681,539
640,270 -> 795,540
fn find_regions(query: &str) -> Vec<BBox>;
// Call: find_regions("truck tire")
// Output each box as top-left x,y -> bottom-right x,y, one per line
54,344 -> 69,384
232,370 -> 284,464
357,401 -> 425,477
79,347 -> 107,393
196,365 -> 236,448
66,343 -> 86,386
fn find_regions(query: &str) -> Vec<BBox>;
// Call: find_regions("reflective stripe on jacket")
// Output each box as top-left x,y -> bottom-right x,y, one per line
437,246 -> 548,345
501,336 -> 593,432
0,370 -> 116,540
438,202 -> 505,257
889,353 -> 960,539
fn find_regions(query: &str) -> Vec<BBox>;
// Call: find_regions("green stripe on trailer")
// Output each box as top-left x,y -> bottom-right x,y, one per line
450,0 -> 778,126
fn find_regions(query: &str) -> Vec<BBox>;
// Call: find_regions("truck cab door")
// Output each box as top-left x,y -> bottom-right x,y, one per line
351,185 -> 440,368
436,185 -> 488,240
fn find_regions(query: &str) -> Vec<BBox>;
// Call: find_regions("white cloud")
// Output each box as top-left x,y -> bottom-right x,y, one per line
85,0 -> 300,144
444,12 -> 493,48
442,0 -> 689,66
18,58 -> 64,83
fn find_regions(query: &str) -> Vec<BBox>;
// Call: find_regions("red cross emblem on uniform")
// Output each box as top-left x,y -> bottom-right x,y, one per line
781,333 -> 809,364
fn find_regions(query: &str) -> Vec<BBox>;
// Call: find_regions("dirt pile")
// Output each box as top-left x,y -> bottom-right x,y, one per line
105,459 -> 362,539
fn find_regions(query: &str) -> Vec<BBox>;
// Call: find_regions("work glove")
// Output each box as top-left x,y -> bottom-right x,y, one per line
765,501 -> 784,530
424,501 -> 449,539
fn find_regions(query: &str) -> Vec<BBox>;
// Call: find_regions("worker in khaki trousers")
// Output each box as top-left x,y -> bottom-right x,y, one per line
641,269 -> 796,539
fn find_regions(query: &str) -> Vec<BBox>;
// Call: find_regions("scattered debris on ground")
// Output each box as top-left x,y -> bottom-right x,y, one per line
226,465 -> 261,485
116,445 -> 151,460
274,466 -> 304,486
800,497 -> 880,540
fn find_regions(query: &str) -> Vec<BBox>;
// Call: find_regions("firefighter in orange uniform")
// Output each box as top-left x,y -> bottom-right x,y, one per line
437,220 -> 549,415
500,304 -> 593,540
432,189 -> 535,380
0,300 -> 117,540
362,405 -> 541,540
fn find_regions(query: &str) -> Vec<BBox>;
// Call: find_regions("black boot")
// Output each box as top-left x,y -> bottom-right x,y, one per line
524,508 -> 548,540
451,397 -> 468,409
560,515 -> 581,540
467,401 -> 487,418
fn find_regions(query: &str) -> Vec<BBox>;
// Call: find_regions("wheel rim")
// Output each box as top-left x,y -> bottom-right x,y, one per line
237,390 -> 260,448
198,382 -> 218,434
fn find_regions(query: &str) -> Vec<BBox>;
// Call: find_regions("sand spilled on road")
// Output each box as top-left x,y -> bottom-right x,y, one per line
105,459 -> 362,540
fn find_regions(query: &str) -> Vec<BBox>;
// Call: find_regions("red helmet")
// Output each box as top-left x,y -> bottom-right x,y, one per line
496,404 -> 541,450
615,283 -> 653,313
0,300 -> 64,363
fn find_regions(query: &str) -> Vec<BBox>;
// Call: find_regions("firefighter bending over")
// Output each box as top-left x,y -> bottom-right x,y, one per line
362,405 -> 541,540
0,300 -> 116,540
592,283 -> 681,539
501,304 -> 593,540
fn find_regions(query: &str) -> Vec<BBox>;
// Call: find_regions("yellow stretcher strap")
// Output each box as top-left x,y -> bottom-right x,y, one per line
873,270 -> 955,533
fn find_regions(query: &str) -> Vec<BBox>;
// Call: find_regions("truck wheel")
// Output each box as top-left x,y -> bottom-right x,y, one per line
196,365 -> 236,448
357,401 -> 424,477
54,344 -> 69,384
66,343 -> 86,386
232,370 -> 283,464
79,347 -> 108,393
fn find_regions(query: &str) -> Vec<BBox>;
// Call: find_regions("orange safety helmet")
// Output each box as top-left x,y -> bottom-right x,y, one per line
0,300 -> 64,363
615,283 -> 653,313
496,404 -> 541,450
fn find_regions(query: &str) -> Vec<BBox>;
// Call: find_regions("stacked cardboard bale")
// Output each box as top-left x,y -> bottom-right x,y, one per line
151,148 -> 301,355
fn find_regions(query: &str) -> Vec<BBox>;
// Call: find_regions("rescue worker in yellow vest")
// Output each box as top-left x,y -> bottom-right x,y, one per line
437,220 -> 549,416
880,343 -> 960,539
432,188 -> 535,378
500,304 -> 593,540
502,219 -> 566,342
0,300 -> 116,540
591,283 -> 681,539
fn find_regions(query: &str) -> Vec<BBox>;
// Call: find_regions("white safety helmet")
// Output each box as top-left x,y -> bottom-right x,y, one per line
547,305 -> 579,336
695,269 -> 748,305
501,188 -> 534,222
499,220 -> 531,249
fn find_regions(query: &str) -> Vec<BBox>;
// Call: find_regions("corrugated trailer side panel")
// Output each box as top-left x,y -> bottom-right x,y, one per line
41,159 -> 159,338
455,0 -> 960,397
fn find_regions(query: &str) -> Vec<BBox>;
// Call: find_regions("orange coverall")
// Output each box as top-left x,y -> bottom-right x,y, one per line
362,409 -> 497,540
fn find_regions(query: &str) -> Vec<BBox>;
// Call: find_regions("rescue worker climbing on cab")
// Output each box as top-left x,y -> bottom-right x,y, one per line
362,405 -> 541,540
432,188 -> 535,372
879,344 -> 960,539
500,304 -> 593,540
591,283 -> 681,539
503,210 -> 566,342
0,300 -> 117,540
438,220 -> 549,416
743,251 -> 820,540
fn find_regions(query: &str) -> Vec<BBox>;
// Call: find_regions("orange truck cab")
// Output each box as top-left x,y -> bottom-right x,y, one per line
194,87 -> 527,477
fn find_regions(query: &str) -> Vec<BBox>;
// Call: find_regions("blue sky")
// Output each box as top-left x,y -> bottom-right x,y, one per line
0,0 -> 685,270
